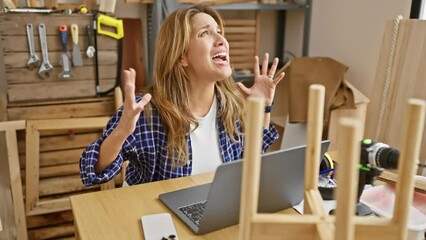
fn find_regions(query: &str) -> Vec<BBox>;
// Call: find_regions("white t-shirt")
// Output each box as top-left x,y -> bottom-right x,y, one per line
190,98 -> 222,175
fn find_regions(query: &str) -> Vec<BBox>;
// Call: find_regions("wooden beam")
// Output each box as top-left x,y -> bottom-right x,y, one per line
304,85 -> 325,214
26,210 -> 73,229
0,120 -> 28,240
334,118 -> 362,240
239,97 -> 264,240
392,99 -> 425,239
28,222 -> 74,240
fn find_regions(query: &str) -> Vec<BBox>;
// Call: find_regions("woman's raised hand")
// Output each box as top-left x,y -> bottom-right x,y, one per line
236,53 -> 284,106
117,68 -> 151,136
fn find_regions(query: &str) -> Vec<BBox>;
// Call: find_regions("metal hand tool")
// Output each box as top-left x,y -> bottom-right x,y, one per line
3,7 -> 57,13
86,24 -> 96,58
38,23 -> 54,78
92,14 -> 123,96
58,25 -> 73,79
71,24 -> 83,66
26,23 -> 39,68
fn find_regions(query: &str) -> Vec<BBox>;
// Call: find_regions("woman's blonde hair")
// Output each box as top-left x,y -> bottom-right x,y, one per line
146,4 -> 246,167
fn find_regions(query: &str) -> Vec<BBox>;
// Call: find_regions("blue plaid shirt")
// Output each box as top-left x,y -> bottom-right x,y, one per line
80,96 -> 279,186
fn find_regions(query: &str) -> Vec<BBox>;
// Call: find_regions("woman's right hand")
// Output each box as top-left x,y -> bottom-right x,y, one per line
116,68 -> 152,137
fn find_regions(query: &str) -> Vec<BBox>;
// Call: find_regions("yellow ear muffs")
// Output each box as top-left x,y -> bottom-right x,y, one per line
319,152 -> 334,177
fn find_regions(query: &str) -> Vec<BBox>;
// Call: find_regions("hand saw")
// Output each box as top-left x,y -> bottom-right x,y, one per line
93,13 -> 124,96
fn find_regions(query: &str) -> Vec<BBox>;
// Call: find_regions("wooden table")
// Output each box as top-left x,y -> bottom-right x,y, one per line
70,173 -> 296,240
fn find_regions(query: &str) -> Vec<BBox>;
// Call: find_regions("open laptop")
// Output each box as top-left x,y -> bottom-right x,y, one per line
159,140 -> 330,235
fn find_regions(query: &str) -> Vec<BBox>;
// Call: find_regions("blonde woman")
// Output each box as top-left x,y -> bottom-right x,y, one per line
80,4 -> 284,186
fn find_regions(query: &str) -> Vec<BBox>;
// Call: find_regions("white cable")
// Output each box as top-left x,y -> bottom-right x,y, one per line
375,15 -> 403,140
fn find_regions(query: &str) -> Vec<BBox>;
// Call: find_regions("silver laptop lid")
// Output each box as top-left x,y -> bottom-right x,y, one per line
160,140 -> 330,235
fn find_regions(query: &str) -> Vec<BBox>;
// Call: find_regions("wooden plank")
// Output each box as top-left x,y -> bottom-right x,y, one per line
224,16 -> 257,73
225,26 -> 256,34
27,222 -> 74,240
0,11 -> 14,240
6,65 -> 116,84
56,237 -> 75,240
238,98 -> 264,240
38,128 -> 101,137
39,163 -> 80,178
39,175 -> 88,197
8,99 -> 115,120
26,210 -> 73,229
334,118 -> 361,240
7,79 -> 116,102
0,15 -> 92,35
232,62 -> 253,70
27,117 -> 110,131
25,120 -> 40,214
303,85 -> 324,214
0,119 -> 25,131
230,56 -> 254,63
39,188 -> 102,203
226,33 -> 256,41
365,20 -> 426,169
2,35 -> 118,52
19,148 -> 86,169
353,219 -> 400,240
18,132 -> 102,154
4,52 -> 117,70
44,0 -> 58,8
392,99 -> 425,240
255,11 -> 259,63
27,198 -> 70,216
230,48 -> 256,55
229,41 -> 256,48
25,186 -> 102,216
250,220 -> 325,240
224,19 -> 256,26
379,171 -> 426,193
5,129 -> 28,240
179,0 -> 250,4
7,95 -> 113,107
0,120 -> 28,240
30,132 -> 102,152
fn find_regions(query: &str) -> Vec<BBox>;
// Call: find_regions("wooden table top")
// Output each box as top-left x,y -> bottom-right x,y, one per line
70,173 -> 296,240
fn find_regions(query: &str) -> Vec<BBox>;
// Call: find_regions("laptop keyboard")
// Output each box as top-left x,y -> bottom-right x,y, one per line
178,201 -> 207,226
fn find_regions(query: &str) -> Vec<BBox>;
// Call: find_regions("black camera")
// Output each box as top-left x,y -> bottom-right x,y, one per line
318,139 -> 400,216
360,139 -> 399,170
356,139 -> 400,215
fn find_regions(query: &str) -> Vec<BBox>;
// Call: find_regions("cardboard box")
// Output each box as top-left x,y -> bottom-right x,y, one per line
271,79 -> 369,153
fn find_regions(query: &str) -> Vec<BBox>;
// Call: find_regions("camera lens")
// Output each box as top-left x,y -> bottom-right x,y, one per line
376,147 -> 399,169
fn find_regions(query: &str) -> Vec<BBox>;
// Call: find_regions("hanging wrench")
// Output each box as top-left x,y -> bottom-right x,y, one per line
38,23 -> 54,78
58,25 -> 73,79
26,23 -> 39,68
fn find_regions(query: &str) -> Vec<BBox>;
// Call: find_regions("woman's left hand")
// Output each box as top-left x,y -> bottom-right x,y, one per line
236,53 -> 285,106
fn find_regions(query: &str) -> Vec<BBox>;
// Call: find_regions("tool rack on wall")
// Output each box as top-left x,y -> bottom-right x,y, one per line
0,13 -> 121,239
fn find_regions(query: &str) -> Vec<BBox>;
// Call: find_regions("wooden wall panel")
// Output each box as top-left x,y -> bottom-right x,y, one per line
0,14 -> 119,103
364,19 -> 426,173
224,16 -> 258,72
0,12 -> 122,239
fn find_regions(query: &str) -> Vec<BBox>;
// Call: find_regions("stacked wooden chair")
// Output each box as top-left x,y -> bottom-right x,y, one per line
239,84 -> 424,240
0,87 -> 124,239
